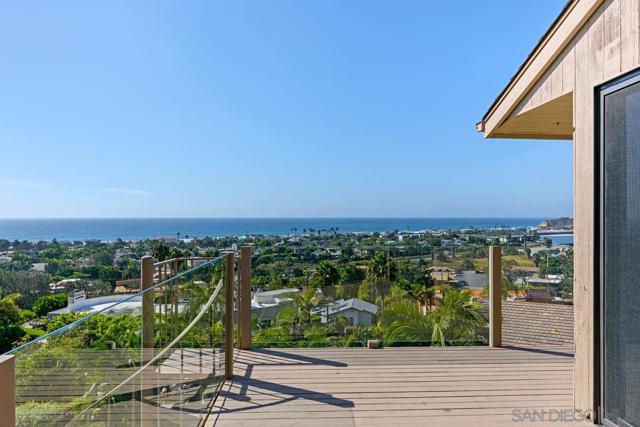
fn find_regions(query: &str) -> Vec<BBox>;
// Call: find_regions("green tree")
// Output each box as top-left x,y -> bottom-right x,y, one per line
340,263 -> 364,284
46,312 -> 85,332
0,293 -> 25,352
32,293 -> 68,317
93,250 -> 115,266
314,261 -> 340,287
368,252 -> 397,283
168,246 -> 185,260
382,296 -> 433,346
98,265 -> 123,282
367,252 -> 397,319
399,277 -> 438,311
45,259 -> 74,277
42,243 -> 65,260
0,270 -> 49,308
0,252 -> 33,271
293,288 -> 319,326
357,279 -> 373,302
429,288 -> 485,344
459,258 -> 475,271
152,240 -> 170,261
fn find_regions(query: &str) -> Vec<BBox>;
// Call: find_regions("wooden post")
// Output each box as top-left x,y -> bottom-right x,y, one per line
224,252 -> 235,379
0,355 -> 15,427
141,256 -> 154,349
489,246 -> 502,347
140,256 -> 154,424
238,246 -> 252,350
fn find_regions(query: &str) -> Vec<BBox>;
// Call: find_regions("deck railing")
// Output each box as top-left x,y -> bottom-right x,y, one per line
1,248 -> 254,427
0,244 -> 512,426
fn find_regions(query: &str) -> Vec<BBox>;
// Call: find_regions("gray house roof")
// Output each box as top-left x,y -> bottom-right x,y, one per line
311,298 -> 377,317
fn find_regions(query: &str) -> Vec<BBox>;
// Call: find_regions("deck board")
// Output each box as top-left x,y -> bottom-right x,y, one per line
208,346 -> 592,427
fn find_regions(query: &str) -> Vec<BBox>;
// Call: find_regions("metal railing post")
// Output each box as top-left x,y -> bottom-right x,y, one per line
225,252 -> 235,379
489,246 -> 502,347
0,355 -> 15,427
239,246 -> 252,350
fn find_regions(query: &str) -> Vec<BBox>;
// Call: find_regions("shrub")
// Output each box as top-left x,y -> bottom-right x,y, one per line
16,401 -> 70,427
0,293 -> 25,352
46,312 -> 85,332
32,293 -> 68,318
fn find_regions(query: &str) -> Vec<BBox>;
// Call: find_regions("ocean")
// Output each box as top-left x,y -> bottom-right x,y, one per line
0,218 -> 547,242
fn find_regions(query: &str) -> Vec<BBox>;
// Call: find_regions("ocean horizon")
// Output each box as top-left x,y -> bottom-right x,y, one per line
0,217 -> 551,242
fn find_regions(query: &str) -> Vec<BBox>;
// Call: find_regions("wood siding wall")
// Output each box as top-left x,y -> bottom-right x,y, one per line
510,0 -> 640,414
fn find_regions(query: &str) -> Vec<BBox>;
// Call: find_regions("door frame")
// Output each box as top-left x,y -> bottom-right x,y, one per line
595,67 -> 640,427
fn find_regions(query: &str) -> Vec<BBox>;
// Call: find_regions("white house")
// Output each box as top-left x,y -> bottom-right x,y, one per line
251,288 -> 300,321
311,298 -> 377,326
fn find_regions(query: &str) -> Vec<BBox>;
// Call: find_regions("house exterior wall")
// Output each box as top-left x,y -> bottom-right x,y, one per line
510,0 -> 640,414
328,309 -> 374,326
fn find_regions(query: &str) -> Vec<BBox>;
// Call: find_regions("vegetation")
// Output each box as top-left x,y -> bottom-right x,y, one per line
0,226 -> 574,425
32,293 -> 67,318
0,293 -> 25,353
0,226 -> 571,354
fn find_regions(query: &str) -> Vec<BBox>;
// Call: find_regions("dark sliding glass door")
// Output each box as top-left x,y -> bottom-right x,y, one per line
599,70 -> 640,427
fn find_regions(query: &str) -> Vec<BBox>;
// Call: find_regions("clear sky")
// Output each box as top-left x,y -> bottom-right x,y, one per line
0,1 -> 572,218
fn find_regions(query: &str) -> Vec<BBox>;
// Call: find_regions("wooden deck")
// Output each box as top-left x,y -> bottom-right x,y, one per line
208,346 -> 592,427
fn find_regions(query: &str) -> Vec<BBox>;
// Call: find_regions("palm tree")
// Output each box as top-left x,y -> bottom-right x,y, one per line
368,252 -> 397,283
293,288 -> 319,326
382,297 -> 433,346
315,261 -> 340,287
429,288 -> 485,345
368,252 -> 397,319
152,240 -> 170,261
400,280 -> 441,313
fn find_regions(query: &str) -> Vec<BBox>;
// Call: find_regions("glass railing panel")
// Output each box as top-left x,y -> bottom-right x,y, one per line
251,281 -> 489,349
9,255 -> 228,427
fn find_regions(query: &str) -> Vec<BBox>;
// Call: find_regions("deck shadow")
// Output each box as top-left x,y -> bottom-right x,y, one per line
244,348 -> 347,367
216,349 -> 354,417
503,346 -> 574,358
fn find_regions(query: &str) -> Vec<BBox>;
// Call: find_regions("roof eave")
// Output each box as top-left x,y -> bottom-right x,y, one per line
478,0 -> 603,138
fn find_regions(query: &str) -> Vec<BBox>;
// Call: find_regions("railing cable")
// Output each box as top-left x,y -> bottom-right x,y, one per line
69,278 -> 225,424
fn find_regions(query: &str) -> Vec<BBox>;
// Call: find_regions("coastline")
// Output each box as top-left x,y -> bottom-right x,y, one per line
0,217 -> 560,242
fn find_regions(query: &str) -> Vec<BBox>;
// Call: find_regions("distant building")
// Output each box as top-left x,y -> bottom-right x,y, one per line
326,248 -> 342,257
427,267 -> 457,284
114,278 -> 141,294
49,278 -> 83,294
252,288 -> 301,321
47,294 -> 189,320
311,298 -> 377,326
525,290 -> 554,304
30,262 -> 46,272
68,289 -> 86,305
73,257 -> 94,268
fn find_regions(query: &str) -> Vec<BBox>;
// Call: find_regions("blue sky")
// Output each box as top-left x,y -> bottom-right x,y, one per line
0,1 -> 571,218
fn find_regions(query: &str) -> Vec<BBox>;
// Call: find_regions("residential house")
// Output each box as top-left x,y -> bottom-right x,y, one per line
251,288 -> 300,322
311,298 -> 377,326
426,266 -> 457,284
